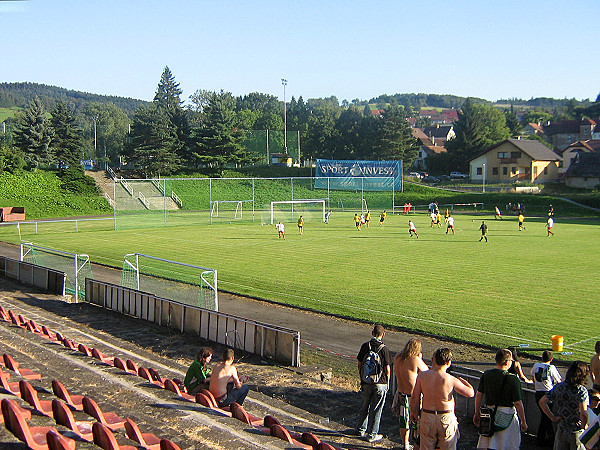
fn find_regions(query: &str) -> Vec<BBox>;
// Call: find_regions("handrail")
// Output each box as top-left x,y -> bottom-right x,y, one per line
171,192 -> 182,208
121,179 -> 133,197
138,192 -> 149,209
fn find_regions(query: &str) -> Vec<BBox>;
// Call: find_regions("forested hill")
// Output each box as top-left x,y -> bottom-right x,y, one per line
0,82 -> 149,117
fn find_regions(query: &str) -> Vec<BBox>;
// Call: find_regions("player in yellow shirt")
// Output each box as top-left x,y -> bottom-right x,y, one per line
518,213 -> 525,231
435,211 -> 442,228
365,211 -> 371,228
297,215 -> 304,235
379,210 -> 387,226
354,213 -> 362,230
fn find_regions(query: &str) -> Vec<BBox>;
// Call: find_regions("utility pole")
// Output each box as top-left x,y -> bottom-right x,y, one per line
281,78 -> 288,154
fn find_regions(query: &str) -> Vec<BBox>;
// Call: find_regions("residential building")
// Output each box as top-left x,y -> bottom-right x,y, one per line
522,122 -> 544,136
469,139 -> 562,183
559,140 -> 600,174
543,118 -> 597,150
411,128 -> 446,170
564,152 -> 600,189
423,125 -> 455,147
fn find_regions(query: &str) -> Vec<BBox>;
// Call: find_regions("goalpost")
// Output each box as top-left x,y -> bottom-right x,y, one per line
210,200 -> 253,220
121,253 -> 218,311
270,199 -> 326,224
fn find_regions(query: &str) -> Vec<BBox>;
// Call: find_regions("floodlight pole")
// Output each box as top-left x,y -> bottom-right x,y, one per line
281,78 -> 288,155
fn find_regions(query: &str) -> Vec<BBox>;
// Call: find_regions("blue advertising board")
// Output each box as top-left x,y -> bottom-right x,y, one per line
315,159 -> 402,191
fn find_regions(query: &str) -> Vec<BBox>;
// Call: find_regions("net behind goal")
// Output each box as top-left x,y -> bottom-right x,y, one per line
121,253 -> 218,311
270,199 -> 326,224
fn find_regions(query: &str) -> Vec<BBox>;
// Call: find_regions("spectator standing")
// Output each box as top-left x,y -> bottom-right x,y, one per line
184,347 -> 213,395
410,348 -> 474,450
473,348 -> 527,450
393,338 -> 429,449
539,361 -> 590,450
590,341 -> 600,390
508,348 -> 533,384
356,324 -> 392,443
531,350 -> 562,446
209,348 -> 250,407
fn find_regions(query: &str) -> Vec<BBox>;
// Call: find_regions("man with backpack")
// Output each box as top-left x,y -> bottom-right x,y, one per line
531,350 -> 562,446
357,324 -> 392,443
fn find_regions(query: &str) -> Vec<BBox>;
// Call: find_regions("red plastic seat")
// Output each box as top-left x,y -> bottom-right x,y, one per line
82,396 -> 126,431
28,319 -> 46,337
62,338 -> 77,351
78,343 -> 93,357
0,398 -> 31,423
46,429 -> 77,450
164,379 -> 195,401
160,438 -> 182,450
301,431 -> 322,447
51,379 -> 84,411
230,401 -> 263,427
114,357 -> 137,374
3,353 -> 42,380
19,380 -> 54,417
0,368 -> 21,396
270,424 -> 312,450
149,368 -> 165,385
1,398 -> 61,450
263,414 -> 281,428
41,326 -> 60,342
124,418 -> 161,450
138,367 -> 164,387
125,359 -> 138,373
91,348 -> 115,366
92,421 -> 138,450
51,399 -> 93,441
0,305 -> 10,321
200,388 -> 232,412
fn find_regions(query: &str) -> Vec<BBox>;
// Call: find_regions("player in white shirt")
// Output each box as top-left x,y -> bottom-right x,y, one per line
408,220 -> 419,238
276,222 -> 285,239
446,216 -> 455,235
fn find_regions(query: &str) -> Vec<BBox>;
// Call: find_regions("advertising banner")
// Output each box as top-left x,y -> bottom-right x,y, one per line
315,159 -> 402,190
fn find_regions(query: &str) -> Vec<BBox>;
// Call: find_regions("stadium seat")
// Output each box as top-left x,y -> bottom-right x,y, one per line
269,424 -> 312,450
51,380 -> 84,411
160,438 -> 182,450
263,415 -> 281,428
301,432 -> 322,447
0,305 -> 10,321
82,396 -> 126,431
124,418 -> 161,450
3,353 -> 42,380
125,359 -> 138,374
92,421 -> 138,450
51,399 -> 93,441
1,398 -> 60,450
91,348 -> 115,366
0,369 -> 21,396
77,343 -> 93,357
27,319 -> 46,337
114,357 -> 137,374
163,378 -> 195,401
62,338 -> 77,351
19,380 -> 54,417
41,326 -> 60,342
0,398 -> 31,423
46,429 -> 77,450
138,367 -> 164,387
230,401 -> 263,427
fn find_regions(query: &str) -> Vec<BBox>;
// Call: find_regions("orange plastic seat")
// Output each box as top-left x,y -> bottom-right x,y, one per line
82,396 -> 126,431
263,414 -> 281,428
1,398 -> 62,450
0,398 -> 31,423
164,379 -> 195,401
138,367 -> 164,387
51,379 -> 84,411
114,357 -> 137,374
92,422 -> 138,450
19,380 -> 54,417
41,326 -> 60,342
8,310 -> 25,327
270,424 -> 312,450
46,429 -> 77,450
124,418 -> 161,450
0,305 -> 10,321
3,353 -> 42,380
160,438 -> 182,450
62,338 -> 77,351
125,359 -> 138,373
78,343 -> 93,357
230,402 -> 263,427
0,368 -> 21,396
51,399 -> 93,441
92,348 -> 115,366
301,431 -> 322,447
28,319 -> 46,337
149,368 -> 165,385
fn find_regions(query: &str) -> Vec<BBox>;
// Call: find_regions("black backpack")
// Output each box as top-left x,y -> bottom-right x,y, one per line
361,341 -> 385,384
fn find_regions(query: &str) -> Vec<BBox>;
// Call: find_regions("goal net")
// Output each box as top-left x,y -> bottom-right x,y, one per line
121,253 -> 218,311
20,243 -> 93,302
270,199 -> 326,224
210,200 -> 253,221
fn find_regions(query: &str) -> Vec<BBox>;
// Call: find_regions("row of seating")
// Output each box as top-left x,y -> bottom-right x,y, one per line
0,305 -> 181,450
1,304 -> 341,450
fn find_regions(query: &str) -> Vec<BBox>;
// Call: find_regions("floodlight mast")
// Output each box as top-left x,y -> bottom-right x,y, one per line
281,78 -> 288,154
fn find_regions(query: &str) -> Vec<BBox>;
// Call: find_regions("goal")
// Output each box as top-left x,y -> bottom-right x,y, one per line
270,199 -> 326,224
121,253 -> 218,311
210,200 -> 252,220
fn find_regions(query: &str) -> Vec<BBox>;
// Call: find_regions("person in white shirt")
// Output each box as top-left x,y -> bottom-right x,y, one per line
446,216 -> 455,235
531,350 -> 562,446
276,222 -> 285,239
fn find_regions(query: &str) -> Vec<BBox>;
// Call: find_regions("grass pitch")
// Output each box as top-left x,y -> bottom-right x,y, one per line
2,211 -> 599,359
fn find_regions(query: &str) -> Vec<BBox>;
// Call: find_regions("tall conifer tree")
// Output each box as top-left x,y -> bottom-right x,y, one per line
49,101 -> 84,172
13,97 -> 53,168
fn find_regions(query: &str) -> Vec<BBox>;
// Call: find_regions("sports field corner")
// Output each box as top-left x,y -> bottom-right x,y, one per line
1,208 -> 599,361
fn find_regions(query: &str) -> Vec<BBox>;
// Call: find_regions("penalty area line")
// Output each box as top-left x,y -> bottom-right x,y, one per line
220,280 -> 549,346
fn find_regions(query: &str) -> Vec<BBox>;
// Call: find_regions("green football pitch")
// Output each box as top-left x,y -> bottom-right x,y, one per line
2,211 -> 599,359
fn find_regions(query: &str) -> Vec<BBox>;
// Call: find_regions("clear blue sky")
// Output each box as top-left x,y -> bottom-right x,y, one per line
2,0 -> 598,105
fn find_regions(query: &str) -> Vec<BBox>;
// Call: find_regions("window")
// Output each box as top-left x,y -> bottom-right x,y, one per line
498,152 -> 509,159
492,167 -> 498,175
525,167 -> 530,174
543,166 -> 548,174
477,167 -> 482,175
510,151 -> 522,159
511,167 -> 516,175
503,167 -> 508,175
534,166 -> 538,176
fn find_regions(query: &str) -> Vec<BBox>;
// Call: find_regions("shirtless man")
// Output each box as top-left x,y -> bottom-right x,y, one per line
394,338 -> 429,449
591,341 -> 600,390
410,348 -> 474,450
208,348 -> 249,407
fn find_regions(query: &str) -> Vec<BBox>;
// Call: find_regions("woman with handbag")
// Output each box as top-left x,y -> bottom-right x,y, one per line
473,349 -> 528,449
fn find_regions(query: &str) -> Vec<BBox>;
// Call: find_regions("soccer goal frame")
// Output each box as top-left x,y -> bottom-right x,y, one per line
210,200 -> 253,220
270,199 -> 326,224
121,253 -> 219,311
20,243 -> 92,302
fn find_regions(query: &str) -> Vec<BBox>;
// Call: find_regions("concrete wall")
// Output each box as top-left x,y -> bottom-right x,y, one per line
0,256 -> 66,295
85,279 -> 301,367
